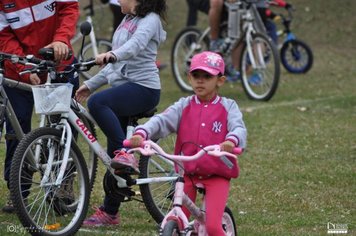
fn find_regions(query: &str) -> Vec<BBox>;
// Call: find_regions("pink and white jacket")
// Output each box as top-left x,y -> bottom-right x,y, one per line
135,95 -> 247,179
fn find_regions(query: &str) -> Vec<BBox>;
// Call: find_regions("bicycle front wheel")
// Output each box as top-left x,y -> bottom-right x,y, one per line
171,27 -> 209,93
280,39 -> 313,74
10,127 -> 90,236
161,220 -> 180,236
78,39 -> 112,80
222,207 -> 237,236
139,134 -> 178,223
240,32 -> 280,101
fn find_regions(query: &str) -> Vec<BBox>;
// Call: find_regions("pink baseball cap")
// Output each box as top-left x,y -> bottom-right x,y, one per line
189,51 -> 225,75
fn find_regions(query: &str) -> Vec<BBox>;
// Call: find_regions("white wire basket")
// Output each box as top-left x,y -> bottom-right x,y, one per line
32,83 -> 73,115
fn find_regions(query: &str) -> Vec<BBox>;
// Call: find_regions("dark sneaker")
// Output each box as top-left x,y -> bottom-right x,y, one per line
2,195 -> 15,213
226,65 -> 241,82
111,150 -> 140,175
83,206 -> 119,227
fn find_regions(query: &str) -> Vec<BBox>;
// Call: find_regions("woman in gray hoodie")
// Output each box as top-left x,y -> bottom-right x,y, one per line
76,0 -> 167,227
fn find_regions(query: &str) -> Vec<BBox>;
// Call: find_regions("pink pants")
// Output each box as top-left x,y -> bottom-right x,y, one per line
183,175 -> 231,236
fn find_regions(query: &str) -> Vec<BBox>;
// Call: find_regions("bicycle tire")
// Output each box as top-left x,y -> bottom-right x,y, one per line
161,220 -> 180,236
171,27 -> 209,93
73,110 -> 98,192
223,206 -> 237,235
240,32 -> 280,101
280,39 -> 313,74
10,127 -> 90,236
78,39 -> 112,80
139,134 -> 178,223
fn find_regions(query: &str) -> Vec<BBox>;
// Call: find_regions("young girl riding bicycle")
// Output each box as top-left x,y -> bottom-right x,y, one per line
76,0 -> 167,227
113,51 -> 247,235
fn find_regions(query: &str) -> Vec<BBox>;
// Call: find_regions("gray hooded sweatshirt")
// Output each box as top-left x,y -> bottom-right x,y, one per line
84,13 -> 166,91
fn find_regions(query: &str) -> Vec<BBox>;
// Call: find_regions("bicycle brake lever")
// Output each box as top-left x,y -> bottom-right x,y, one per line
18,68 -> 40,76
207,146 -> 239,159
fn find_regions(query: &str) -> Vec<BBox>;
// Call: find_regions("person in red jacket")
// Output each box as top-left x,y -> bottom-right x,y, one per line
0,0 -> 79,213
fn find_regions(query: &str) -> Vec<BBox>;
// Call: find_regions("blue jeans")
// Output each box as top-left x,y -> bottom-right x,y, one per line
265,19 -> 278,44
87,82 -> 160,215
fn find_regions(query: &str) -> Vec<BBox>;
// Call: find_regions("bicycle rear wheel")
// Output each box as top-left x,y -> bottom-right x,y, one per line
280,39 -> 313,74
10,127 -> 90,236
138,134 -> 178,223
240,32 -> 280,101
171,27 -> 209,93
78,39 -> 112,80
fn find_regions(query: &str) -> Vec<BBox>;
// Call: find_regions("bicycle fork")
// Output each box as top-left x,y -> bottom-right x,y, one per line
160,177 -> 206,235
40,117 -> 73,187
245,27 -> 267,72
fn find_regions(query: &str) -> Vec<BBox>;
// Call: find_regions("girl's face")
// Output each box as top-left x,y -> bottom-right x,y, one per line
188,70 -> 226,101
119,0 -> 138,15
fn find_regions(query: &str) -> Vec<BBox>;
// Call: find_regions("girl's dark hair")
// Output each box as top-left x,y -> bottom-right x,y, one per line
135,0 -> 167,21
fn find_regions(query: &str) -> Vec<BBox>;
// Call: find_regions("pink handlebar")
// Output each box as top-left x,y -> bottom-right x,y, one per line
233,147 -> 243,155
123,139 -> 131,147
124,139 -> 243,155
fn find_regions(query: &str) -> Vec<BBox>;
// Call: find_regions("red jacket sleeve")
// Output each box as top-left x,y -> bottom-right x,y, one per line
0,6 -> 30,83
53,2 -> 79,47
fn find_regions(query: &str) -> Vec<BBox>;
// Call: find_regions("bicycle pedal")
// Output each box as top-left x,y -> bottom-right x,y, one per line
114,166 -> 137,175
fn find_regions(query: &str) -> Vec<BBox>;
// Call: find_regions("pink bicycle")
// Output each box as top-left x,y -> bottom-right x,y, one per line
125,139 -> 242,236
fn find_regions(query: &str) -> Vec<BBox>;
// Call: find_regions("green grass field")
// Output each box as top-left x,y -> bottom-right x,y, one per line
0,0 -> 355,235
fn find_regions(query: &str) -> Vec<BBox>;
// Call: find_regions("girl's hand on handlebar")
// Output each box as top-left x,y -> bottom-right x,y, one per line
75,84 -> 91,103
45,41 -> 70,62
129,135 -> 144,148
220,140 -> 236,153
29,74 -> 41,85
95,52 -> 116,65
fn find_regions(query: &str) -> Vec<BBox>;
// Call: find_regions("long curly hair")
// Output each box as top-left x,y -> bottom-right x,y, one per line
135,0 -> 167,21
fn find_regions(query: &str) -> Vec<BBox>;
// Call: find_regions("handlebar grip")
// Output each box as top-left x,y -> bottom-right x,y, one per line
103,56 -> 116,64
123,139 -> 131,147
38,48 -> 73,61
233,147 -> 243,155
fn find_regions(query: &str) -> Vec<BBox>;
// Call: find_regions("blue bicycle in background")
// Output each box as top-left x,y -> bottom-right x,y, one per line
275,7 -> 313,74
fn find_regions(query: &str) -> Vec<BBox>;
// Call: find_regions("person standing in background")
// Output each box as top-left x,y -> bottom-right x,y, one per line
185,0 -> 209,26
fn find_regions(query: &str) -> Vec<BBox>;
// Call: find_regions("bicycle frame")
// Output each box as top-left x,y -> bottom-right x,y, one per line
0,77 -> 29,141
36,107 -> 178,189
276,11 -> 296,45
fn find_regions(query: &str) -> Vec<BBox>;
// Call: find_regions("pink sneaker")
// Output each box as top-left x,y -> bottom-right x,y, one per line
83,207 -> 119,227
111,150 -> 140,175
